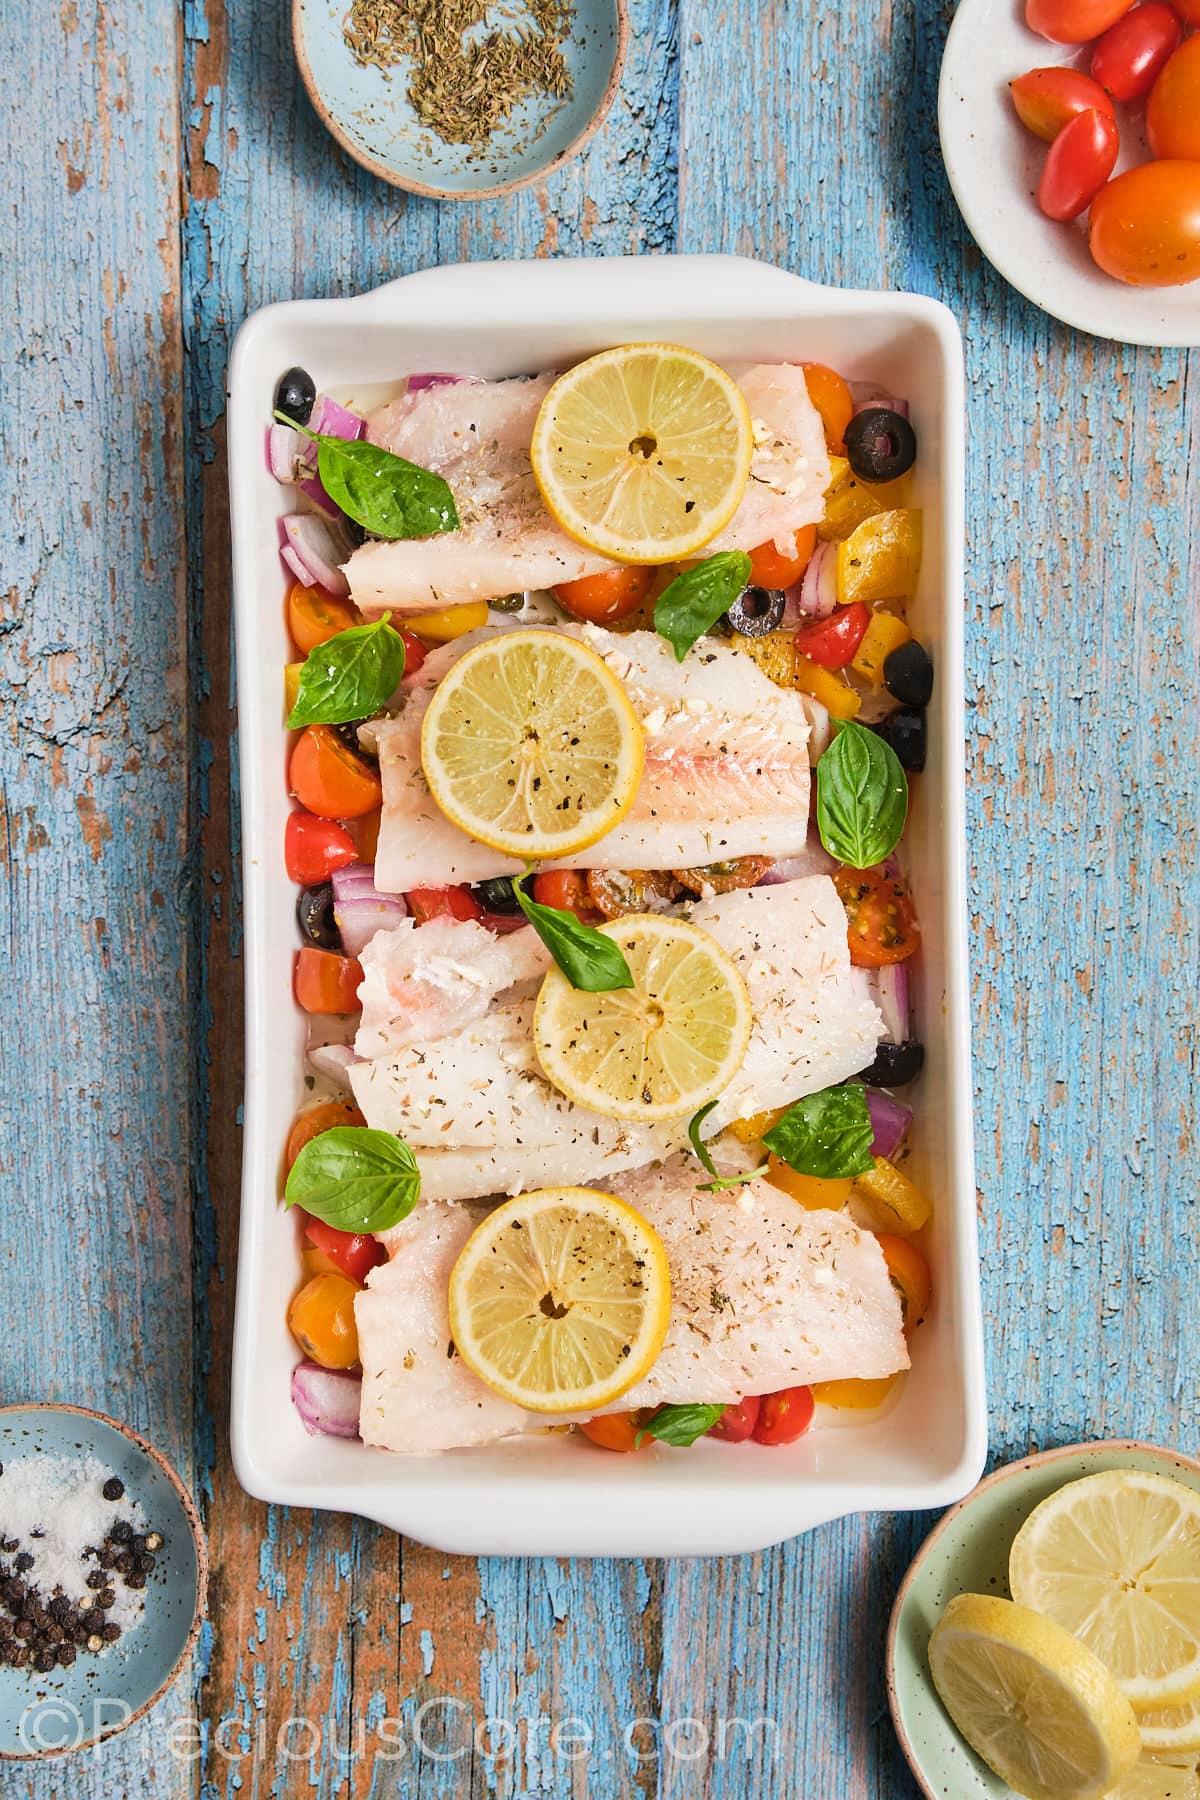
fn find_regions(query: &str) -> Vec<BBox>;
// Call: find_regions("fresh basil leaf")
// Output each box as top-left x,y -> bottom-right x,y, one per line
635,1403 -> 726,1448
687,1102 -> 719,1177
287,615 -> 407,728
653,551 -> 753,662
762,1083 -> 875,1180
284,1126 -> 420,1233
815,720 -> 908,868
278,413 -> 459,539
699,1161 -> 769,1194
513,875 -> 633,993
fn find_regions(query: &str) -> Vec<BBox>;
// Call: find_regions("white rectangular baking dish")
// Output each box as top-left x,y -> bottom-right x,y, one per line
227,254 -> 987,1558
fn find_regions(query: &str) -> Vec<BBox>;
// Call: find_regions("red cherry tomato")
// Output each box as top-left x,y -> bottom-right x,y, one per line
707,1397 -> 761,1443
531,870 -> 600,921
1147,36 -> 1200,162
405,885 -> 484,926
303,1217 -> 386,1285
1026,0 -> 1135,41
831,866 -> 922,968
1009,66 -> 1117,139
398,629 -> 426,679
1091,2 -> 1181,99
747,527 -> 818,591
284,811 -> 357,886
294,946 -> 364,1014
553,566 -> 656,624
1037,109 -> 1120,222
1089,161 -> 1200,286
289,725 -> 383,820
751,1386 -> 815,1446
794,602 -> 871,671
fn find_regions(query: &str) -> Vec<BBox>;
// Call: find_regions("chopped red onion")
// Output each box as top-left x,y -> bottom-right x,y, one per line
331,862 -> 387,902
332,863 -> 407,956
281,513 -> 352,596
268,421 -> 306,482
406,372 -> 474,391
780,583 -> 807,631
758,846 -> 837,884
307,1041 -> 360,1084
865,1089 -> 913,1161
291,1363 -> 362,1440
310,395 -> 365,441
869,962 -> 910,1043
797,541 -> 837,618
849,381 -> 910,420
297,472 -> 339,519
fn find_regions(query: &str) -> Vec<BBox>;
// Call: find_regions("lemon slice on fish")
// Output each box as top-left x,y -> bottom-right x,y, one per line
447,1187 -> 671,1413
533,914 -> 752,1122
1009,1472 -> 1200,1709
530,344 -> 754,563
420,630 -> 644,859
928,1593 -> 1141,1800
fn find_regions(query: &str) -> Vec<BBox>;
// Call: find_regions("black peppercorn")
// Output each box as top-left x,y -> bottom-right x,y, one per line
125,1571 -> 146,1591
86,1569 -> 107,1590
109,1520 -> 132,1544
102,1477 -> 125,1502
97,1589 -> 116,1609
101,1622 -> 120,1643
13,1551 -> 33,1573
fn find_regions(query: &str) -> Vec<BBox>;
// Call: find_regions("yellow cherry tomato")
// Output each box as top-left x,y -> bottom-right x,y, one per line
406,601 -> 490,642
765,1157 -> 854,1211
287,1272 -> 361,1369
813,1374 -> 901,1410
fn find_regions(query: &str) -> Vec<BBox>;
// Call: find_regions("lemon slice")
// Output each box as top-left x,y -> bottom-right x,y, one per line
533,914 -> 752,1122
1138,1697 -> 1200,1755
1009,1472 -> 1200,1709
420,630 -> 644,859
446,1187 -> 671,1413
530,343 -> 753,563
928,1592 -> 1141,1800
1106,1753 -> 1200,1800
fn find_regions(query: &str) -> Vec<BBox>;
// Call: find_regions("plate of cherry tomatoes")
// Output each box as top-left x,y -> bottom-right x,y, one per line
939,0 -> 1200,344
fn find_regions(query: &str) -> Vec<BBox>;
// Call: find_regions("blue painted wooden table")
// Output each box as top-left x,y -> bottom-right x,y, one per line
2,0 -> 1197,1791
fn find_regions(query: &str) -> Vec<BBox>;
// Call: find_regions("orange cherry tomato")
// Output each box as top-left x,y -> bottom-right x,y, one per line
801,364 -> 854,454
284,810 -> 357,886
286,581 -> 361,655
831,866 -> 921,968
1091,2 -> 1180,101
304,1218 -> 386,1285
751,1386 -> 815,1446
1147,36 -> 1200,162
1009,66 -> 1116,139
747,526 -> 818,591
354,808 -> 382,864
1025,0 -> 1134,42
876,1234 -> 932,1335
1037,109 -> 1119,222
531,870 -> 601,922
287,1272 -> 360,1369
285,1099 -> 366,1172
289,724 -> 382,820
578,1412 -> 656,1453
405,885 -> 484,925
294,946 -> 364,1014
553,566 -> 656,623
1089,161 -> 1200,287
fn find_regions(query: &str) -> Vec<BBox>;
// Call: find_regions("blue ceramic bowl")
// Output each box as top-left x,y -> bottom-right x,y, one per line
0,1405 -> 206,1759
293,0 -> 629,199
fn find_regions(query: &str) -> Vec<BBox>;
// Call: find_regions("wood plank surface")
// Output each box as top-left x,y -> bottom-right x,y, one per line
0,0 -> 1196,1791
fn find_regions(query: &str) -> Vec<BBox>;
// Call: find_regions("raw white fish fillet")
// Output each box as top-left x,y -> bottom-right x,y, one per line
356,919 -> 549,1059
372,621 -> 822,892
344,364 -> 831,615
348,879 -> 882,1202
356,1154 -> 909,1455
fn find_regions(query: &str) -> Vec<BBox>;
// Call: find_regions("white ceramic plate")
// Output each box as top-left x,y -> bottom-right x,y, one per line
226,255 -> 987,1557
939,0 -> 1200,346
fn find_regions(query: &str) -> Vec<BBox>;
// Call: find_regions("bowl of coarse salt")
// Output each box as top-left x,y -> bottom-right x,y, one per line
0,1404 -> 207,1758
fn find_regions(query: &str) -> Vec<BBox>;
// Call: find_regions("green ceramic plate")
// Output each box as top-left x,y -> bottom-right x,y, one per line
887,1439 -> 1200,1798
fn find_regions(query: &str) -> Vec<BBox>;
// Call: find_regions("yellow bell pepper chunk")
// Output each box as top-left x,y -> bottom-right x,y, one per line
792,655 -> 861,720
284,661 -> 304,722
836,510 -> 923,605
813,1374 -> 902,1410
406,600 -> 490,642
820,468 -> 911,542
732,632 -> 799,689
853,1156 -> 932,1234
765,1157 -> 853,1211
727,1109 -> 783,1145
851,610 -> 911,687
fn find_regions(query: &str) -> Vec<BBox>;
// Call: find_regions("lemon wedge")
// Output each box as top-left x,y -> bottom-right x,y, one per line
928,1592 -> 1141,1800
1137,1696 -> 1200,1755
1009,1472 -> 1200,1709
446,1187 -> 671,1413
530,343 -> 753,563
533,913 -> 752,1122
1105,1753 -> 1200,1800
419,629 -> 644,859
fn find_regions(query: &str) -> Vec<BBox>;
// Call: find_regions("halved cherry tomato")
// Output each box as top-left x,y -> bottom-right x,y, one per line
1147,36 -> 1200,162
1089,161 -> 1200,287
876,1234 -> 932,1334
1037,109 -> 1119,223
285,1099 -> 366,1172
578,1411 -> 656,1452
801,364 -> 854,454
832,866 -> 921,968
747,526 -> 818,591
531,870 -> 600,921
1091,2 -> 1180,99
284,811 -> 357,886
289,725 -> 383,820
405,884 -> 484,925
1026,0 -> 1135,43
294,946 -> 364,1014
765,1159 -> 854,1211
304,1217 -> 386,1285
354,808 -> 382,864
286,582 -> 361,655
1168,0 -> 1200,22
794,601 -> 871,671
707,1397 -> 761,1443
553,566 -> 656,624
398,628 -> 426,679
1009,66 -> 1116,138
751,1386 -> 815,1446
287,1272 -> 360,1369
